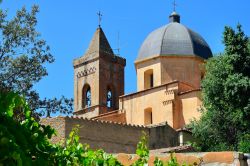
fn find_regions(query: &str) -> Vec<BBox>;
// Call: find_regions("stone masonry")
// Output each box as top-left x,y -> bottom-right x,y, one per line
41,116 -> 178,154
73,28 -> 126,118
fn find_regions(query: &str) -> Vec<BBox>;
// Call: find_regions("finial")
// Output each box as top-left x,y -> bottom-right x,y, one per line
169,12 -> 180,23
169,0 -> 180,23
97,11 -> 102,27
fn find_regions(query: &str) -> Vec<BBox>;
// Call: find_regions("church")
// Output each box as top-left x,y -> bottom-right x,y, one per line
73,10 -> 212,129
42,10 -> 212,153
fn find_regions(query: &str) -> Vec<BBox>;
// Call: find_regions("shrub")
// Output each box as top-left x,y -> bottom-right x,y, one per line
238,134 -> 250,153
0,91 -> 55,165
53,125 -> 122,165
0,91 -> 122,166
131,131 -> 149,166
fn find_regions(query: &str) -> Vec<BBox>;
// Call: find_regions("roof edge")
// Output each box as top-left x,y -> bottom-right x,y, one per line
134,54 -> 205,65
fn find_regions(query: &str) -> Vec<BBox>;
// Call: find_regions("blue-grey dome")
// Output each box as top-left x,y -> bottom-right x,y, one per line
137,14 -> 212,61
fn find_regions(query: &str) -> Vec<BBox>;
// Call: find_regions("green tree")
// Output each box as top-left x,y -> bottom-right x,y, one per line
0,90 -> 56,165
0,5 -> 73,119
0,90 -> 122,165
190,24 -> 250,152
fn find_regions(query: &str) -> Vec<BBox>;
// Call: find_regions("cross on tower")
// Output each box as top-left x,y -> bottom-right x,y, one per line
97,11 -> 103,27
173,0 -> 177,11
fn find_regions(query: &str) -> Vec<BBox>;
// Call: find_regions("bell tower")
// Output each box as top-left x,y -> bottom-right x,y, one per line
73,27 -> 126,118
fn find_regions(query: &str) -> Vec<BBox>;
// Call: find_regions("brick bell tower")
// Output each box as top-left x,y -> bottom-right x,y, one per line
73,27 -> 126,118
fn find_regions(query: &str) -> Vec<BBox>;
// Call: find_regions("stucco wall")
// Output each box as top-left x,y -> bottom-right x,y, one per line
135,56 -> 204,92
160,56 -> 204,89
136,58 -> 162,91
179,90 -> 202,126
119,82 -> 179,127
119,81 -> 201,129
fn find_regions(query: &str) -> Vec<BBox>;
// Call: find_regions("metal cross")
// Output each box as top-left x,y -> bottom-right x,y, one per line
97,11 -> 102,27
173,0 -> 177,11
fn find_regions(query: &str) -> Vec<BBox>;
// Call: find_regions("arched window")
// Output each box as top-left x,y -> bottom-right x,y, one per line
106,87 -> 112,108
86,87 -> 91,107
82,84 -> 91,108
144,107 -> 153,125
144,69 -> 154,89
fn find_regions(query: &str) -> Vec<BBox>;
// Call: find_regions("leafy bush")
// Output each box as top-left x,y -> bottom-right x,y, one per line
132,131 -> 149,166
0,91 -> 55,165
0,91 -> 122,166
238,134 -> 250,153
132,132 -> 196,166
53,125 -> 122,166
154,153 -> 194,166
154,157 -> 164,166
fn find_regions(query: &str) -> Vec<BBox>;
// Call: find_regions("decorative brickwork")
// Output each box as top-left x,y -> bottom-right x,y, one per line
76,67 -> 96,78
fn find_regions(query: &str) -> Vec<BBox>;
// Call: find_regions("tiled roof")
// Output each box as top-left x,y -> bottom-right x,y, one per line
136,13 -> 212,62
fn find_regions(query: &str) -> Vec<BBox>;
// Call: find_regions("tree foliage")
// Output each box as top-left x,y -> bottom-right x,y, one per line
0,90 -> 122,166
190,24 -> 250,152
0,90 -> 56,165
0,5 -> 73,119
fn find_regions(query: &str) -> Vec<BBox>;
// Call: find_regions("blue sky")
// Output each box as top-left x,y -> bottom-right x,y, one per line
2,0 -> 250,102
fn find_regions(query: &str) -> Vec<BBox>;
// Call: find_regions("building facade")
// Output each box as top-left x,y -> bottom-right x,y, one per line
73,12 -> 212,130
42,11 -> 212,153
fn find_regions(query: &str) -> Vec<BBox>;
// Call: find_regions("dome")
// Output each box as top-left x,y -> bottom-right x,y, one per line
137,13 -> 212,61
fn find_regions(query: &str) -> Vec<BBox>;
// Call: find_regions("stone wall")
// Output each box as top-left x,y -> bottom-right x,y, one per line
41,117 -> 249,165
40,117 -> 66,144
41,116 -> 178,153
148,123 -> 178,149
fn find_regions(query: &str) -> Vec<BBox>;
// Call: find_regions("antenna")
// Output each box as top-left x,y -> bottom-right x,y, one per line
113,31 -> 121,56
117,31 -> 120,55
